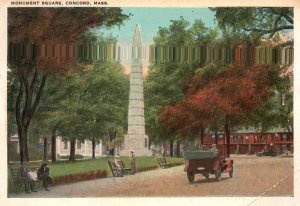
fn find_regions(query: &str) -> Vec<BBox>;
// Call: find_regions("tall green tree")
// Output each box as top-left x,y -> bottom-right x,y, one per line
8,7 -> 129,163
45,62 -> 129,161
145,17 -> 218,155
210,7 -> 293,39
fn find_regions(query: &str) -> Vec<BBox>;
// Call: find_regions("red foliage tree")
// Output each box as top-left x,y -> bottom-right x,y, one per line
160,64 -> 272,156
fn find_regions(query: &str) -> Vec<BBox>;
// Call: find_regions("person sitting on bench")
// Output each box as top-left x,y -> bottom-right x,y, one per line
114,155 -> 123,177
18,162 -> 37,193
37,162 -> 52,191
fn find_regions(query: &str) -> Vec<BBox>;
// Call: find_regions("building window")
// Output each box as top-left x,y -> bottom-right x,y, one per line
245,136 -> 249,143
282,134 -> 287,141
63,141 -> 68,149
230,135 -> 234,143
77,141 -> 81,150
211,135 -> 215,142
219,135 -> 224,140
145,138 -> 147,148
262,135 -> 266,143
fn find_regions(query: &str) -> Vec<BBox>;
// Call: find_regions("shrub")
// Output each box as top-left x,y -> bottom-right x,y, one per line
52,170 -> 107,185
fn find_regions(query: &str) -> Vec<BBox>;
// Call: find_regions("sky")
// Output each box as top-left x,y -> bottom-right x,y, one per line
98,8 -> 217,44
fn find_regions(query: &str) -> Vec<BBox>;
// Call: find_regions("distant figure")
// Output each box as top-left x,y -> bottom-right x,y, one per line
130,150 -> 136,174
37,162 -> 52,191
114,155 -> 123,177
18,162 -> 37,193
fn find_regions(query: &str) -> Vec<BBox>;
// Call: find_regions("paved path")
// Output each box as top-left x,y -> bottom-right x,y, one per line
9,164 -> 183,198
9,156 -> 294,198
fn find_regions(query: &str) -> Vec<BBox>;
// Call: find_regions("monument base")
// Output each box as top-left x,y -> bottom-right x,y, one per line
119,134 -> 152,156
119,149 -> 152,156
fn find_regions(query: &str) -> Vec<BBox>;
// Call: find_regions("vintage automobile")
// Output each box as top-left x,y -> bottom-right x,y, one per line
184,149 -> 233,183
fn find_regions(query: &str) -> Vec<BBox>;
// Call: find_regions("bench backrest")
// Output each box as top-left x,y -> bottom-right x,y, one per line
9,164 -> 41,179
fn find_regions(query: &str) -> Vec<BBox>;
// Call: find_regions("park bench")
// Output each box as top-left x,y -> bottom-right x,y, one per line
9,163 -> 43,192
156,157 -> 167,168
107,160 -> 131,177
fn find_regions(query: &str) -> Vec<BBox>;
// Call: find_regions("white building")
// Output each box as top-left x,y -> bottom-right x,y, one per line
56,138 -> 106,159
9,134 -> 108,159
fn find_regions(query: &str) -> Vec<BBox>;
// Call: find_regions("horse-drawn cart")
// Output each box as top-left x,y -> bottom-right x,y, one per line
184,150 -> 233,183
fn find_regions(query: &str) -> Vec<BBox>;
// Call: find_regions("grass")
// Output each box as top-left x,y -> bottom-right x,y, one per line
8,156 -> 184,194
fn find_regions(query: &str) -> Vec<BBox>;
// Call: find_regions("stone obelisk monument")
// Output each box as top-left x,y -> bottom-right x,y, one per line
120,24 -> 151,156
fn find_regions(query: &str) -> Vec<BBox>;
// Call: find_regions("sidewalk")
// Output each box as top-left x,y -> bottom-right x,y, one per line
9,165 -> 184,198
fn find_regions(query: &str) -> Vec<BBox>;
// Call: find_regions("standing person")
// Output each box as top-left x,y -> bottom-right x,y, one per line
37,162 -> 52,191
130,150 -> 136,174
18,162 -> 37,193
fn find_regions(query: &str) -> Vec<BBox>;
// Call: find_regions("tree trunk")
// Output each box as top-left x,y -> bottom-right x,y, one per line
170,140 -> 174,157
43,136 -> 48,162
224,116 -> 231,157
286,125 -> 293,140
69,138 -> 76,161
200,127 -> 205,146
215,132 -> 218,145
15,71 -> 47,163
17,126 -> 26,163
176,140 -> 181,157
51,128 -> 56,163
16,80 -> 26,163
92,137 -> 96,159
7,131 -> 10,162
109,129 -> 116,156
23,130 -> 29,162
16,119 -> 31,163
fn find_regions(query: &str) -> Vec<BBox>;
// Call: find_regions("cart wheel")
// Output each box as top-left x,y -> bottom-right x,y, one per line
204,173 -> 209,179
187,171 -> 195,183
229,162 -> 233,178
215,165 -> 222,181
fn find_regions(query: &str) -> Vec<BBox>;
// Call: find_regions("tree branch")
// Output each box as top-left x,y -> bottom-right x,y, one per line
243,25 -> 293,38
28,74 -> 47,123
269,8 -> 293,24
15,76 -> 23,128
30,66 -> 38,97
19,68 -> 31,124
282,14 -> 294,25
269,15 -> 284,38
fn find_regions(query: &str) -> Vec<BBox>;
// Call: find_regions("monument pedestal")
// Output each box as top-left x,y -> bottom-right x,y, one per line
120,134 -> 152,156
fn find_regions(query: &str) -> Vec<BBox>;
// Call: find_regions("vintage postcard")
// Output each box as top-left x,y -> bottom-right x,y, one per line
0,0 -> 299,206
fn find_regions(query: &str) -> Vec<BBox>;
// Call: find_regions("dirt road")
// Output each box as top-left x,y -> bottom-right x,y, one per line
9,155 -> 293,198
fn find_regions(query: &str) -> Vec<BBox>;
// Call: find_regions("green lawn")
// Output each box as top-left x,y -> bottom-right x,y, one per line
8,156 -> 184,194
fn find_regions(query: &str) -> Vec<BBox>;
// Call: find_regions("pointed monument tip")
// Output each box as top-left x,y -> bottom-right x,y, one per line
133,24 -> 142,45
135,24 -> 140,30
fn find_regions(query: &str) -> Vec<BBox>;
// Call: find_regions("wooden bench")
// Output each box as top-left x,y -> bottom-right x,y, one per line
9,164 -> 42,192
107,160 -> 132,177
156,157 -> 167,168
119,160 -> 132,175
